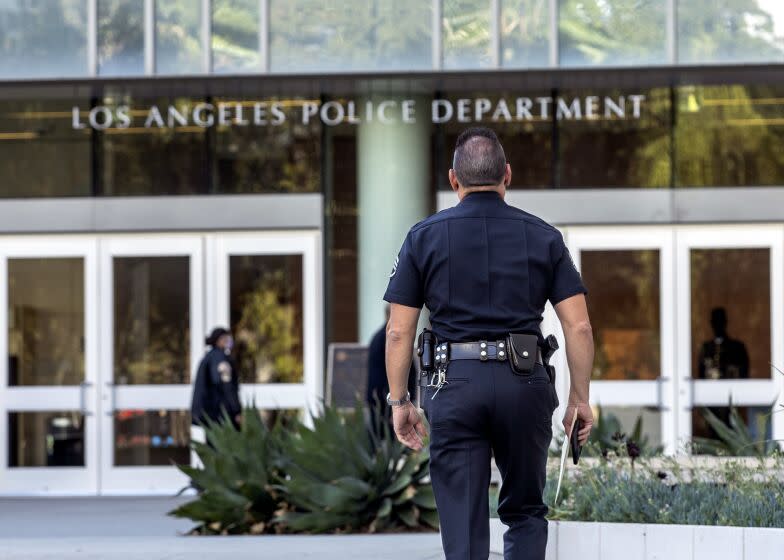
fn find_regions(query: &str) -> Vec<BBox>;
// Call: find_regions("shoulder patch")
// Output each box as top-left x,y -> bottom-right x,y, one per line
389,256 -> 399,277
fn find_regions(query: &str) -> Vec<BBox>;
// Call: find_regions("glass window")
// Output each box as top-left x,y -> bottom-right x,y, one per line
592,406 -> 662,453
230,255 -> 304,383
114,257 -> 190,385
558,87 -> 671,188
678,0 -> 784,64
580,250 -> 660,380
99,95 -> 210,196
443,0 -> 493,69
156,0 -> 202,75
212,97 -> 321,193
501,0 -> 550,68
0,0 -> 87,79
98,0 -> 144,76
690,249 -> 770,380
8,412 -> 84,467
676,85 -> 784,188
114,409 -> 190,466
0,98 -> 91,198
270,0 -> 432,72
212,0 -> 260,73
692,406 -> 772,450
559,0 -> 667,67
8,259 -> 84,387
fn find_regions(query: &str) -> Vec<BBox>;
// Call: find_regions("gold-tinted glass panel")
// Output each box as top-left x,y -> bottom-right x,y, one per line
8,258 -> 84,386
581,250 -> 660,380
114,409 -> 190,466
114,256 -> 190,385
8,411 -> 84,467
230,255 -> 304,383
676,85 -> 784,187
690,248 -> 770,380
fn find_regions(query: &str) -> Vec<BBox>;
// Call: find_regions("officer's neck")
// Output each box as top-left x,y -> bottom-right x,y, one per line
458,185 -> 505,201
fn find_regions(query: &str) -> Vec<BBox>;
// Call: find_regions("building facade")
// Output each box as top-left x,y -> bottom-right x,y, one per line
1,0 -> 784,495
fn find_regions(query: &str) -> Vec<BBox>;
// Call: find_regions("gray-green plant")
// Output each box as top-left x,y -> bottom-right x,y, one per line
170,403 -> 438,535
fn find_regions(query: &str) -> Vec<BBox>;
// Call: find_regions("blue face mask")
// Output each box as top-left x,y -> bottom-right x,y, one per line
224,336 -> 234,352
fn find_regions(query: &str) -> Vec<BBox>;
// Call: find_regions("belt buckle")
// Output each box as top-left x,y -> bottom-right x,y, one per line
479,340 -> 488,361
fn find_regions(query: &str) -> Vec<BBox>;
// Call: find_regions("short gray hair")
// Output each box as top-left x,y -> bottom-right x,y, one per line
452,127 -> 507,186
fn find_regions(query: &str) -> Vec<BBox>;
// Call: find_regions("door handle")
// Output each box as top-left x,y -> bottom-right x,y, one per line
105,381 -> 115,417
79,381 -> 93,416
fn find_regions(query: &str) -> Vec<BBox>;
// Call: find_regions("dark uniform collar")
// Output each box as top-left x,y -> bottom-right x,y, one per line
460,190 -> 504,204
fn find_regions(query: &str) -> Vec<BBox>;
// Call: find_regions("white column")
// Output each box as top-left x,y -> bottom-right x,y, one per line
357,96 -> 430,343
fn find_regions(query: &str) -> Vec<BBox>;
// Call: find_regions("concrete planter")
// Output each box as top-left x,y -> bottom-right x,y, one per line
489,519 -> 784,560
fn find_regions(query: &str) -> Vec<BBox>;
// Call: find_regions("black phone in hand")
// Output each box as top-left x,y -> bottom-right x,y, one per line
570,419 -> 583,465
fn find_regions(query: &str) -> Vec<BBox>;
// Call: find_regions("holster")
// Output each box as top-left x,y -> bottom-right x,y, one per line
506,333 -> 539,375
417,329 -> 436,386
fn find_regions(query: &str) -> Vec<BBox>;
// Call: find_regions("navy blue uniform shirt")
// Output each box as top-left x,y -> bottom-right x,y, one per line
383,191 -> 586,343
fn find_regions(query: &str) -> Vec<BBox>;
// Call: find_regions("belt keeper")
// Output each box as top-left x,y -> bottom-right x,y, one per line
479,341 -> 488,361
496,339 -> 506,361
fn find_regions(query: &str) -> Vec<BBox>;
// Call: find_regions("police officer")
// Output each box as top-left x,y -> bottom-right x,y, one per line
383,127 -> 595,560
191,327 -> 242,429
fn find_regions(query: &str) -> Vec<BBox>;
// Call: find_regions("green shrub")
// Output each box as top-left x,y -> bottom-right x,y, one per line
170,408 -> 286,535
273,405 -> 437,533
170,404 -> 438,535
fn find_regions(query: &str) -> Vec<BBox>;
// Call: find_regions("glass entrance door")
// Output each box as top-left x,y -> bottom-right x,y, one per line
565,227 -> 676,454
98,236 -> 203,493
675,226 -> 783,451
208,232 -> 323,420
0,238 -> 98,494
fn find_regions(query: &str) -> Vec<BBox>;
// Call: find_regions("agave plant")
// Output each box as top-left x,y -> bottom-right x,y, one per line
273,404 -> 438,533
692,401 -> 778,457
169,407 -> 286,535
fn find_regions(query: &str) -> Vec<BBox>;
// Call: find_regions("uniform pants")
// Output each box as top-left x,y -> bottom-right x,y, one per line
423,361 -> 557,560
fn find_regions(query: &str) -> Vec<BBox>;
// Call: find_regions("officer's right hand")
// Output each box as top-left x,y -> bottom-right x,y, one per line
392,402 -> 428,451
562,403 -> 593,446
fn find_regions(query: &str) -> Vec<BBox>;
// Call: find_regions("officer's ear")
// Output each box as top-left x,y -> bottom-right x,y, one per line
504,163 -> 512,187
448,169 -> 461,193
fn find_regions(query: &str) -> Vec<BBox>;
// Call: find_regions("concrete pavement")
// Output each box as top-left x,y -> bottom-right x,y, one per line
0,497 -> 450,559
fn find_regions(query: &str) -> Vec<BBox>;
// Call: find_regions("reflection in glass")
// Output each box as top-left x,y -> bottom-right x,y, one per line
559,0 -> 667,67
8,259 -> 84,386
156,0 -> 202,75
114,409 -> 190,466
98,0 -> 144,76
676,85 -> 784,187
0,98 -> 91,198
581,250 -> 660,380
0,0 -> 86,78
230,255 -> 304,383
678,0 -> 784,64
692,406 -> 772,449
592,406 -> 662,451
690,249 -> 770,380
501,0 -> 550,68
100,96 -> 210,195
114,257 -> 190,385
9,412 -> 84,467
443,0 -> 492,69
270,0 -> 432,72
213,98 -> 321,193
558,88 -> 670,187
212,0 -> 259,73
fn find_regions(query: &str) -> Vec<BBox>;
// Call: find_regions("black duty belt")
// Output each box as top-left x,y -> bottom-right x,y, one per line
434,340 -> 543,365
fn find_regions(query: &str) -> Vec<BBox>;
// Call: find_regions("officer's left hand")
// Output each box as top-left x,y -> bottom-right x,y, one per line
392,402 -> 428,451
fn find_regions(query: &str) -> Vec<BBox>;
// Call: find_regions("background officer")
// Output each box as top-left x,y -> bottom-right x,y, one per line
191,327 -> 242,430
383,127 -> 594,560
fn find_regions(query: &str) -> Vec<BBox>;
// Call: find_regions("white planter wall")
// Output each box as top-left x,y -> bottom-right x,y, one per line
489,519 -> 784,560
